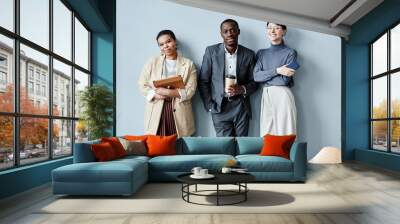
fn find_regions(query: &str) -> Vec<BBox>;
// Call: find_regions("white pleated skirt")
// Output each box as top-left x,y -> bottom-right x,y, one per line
260,86 -> 297,136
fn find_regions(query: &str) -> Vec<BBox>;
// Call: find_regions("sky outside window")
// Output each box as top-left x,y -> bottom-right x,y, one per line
54,0 -> 72,60
20,0 -> 49,49
74,18 -> 89,69
0,0 -> 14,31
391,24 -> 400,70
372,33 -> 387,76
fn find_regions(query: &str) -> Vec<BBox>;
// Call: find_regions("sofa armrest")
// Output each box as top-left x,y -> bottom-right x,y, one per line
289,142 -> 307,181
73,142 -> 98,163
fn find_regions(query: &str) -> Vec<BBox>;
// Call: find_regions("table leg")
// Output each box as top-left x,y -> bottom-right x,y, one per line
245,183 -> 247,201
187,184 -> 190,202
195,184 -> 197,192
217,184 -> 219,206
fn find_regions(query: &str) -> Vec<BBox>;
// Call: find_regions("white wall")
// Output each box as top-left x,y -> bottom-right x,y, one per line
116,0 -> 341,159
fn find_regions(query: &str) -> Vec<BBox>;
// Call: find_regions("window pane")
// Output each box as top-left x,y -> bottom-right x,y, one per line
372,121 -> 388,151
74,17 -> 89,70
0,34 -> 14,112
53,0 -> 71,60
0,0 -> 14,31
74,69 -> 89,118
53,119 -> 72,158
391,120 -> 400,153
0,116 -> 13,170
53,59 -> 72,117
75,120 -> 88,143
391,72 -> 400,118
20,117 -> 49,165
372,33 -> 387,76
20,0 -> 49,49
372,77 -> 387,119
391,24 -> 400,70
20,44 -> 49,115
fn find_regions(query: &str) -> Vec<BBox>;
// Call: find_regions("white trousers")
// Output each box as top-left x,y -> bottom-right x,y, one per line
260,86 -> 297,136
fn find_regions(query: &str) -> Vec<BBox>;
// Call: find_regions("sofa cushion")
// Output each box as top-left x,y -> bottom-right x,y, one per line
236,155 -> 293,172
118,138 -> 147,156
91,142 -> 118,161
115,155 -> 150,163
101,137 -> 127,158
148,154 -> 235,172
147,135 -> 177,157
124,135 -> 151,142
124,135 -> 152,149
74,139 -> 100,163
236,137 -> 263,155
180,137 -> 235,155
260,135 -> 296,159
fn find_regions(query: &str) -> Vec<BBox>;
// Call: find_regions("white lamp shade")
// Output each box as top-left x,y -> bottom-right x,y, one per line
309,147 -> 342,164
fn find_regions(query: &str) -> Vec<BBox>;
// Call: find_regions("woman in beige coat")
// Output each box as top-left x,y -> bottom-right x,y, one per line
138,30 -> 197,137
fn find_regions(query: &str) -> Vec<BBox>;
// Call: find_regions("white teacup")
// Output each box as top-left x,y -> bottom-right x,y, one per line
199,169 -> 208,176
191,167 -> 202,176
221,167 -> 232,174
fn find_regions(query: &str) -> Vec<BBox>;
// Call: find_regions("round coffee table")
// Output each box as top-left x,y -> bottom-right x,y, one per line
177,173 -> 255,206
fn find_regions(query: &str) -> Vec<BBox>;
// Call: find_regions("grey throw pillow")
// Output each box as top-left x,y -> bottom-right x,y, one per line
118,138 -> 147,156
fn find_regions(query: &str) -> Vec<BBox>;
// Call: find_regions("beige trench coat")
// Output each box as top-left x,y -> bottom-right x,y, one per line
138,53 -> 197,137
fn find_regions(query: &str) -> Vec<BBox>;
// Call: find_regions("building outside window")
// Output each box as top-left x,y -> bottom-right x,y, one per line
0,54 -> 7,67
28,81 -> 34,94
0,71 -> 6,84
41,85 -> 46,97
41,73 -> 46,83
28,66 -> 34,79
0,55 -> 7,89
35,70 -> 40,81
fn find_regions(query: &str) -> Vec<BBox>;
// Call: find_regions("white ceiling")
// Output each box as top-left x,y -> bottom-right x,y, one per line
167,0 -> 384,38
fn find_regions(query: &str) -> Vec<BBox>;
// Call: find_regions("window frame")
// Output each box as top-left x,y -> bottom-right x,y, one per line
370,21 -> 400,154
0,0 -> 92,171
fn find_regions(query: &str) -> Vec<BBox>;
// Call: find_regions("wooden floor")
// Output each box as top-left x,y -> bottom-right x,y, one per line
1,162 -> 400,224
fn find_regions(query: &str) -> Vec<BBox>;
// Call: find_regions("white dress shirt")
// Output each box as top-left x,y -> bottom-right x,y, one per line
224,46 -> 237,77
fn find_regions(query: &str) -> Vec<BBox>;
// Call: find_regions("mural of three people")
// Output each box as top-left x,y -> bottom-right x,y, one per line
138,19 -> 299,137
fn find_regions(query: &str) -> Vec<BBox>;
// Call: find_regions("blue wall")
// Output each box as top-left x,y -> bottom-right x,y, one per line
0,0 -> 115,200
345,0 -> 400,170
92,33 -> 114,87
92,32 -> 115,135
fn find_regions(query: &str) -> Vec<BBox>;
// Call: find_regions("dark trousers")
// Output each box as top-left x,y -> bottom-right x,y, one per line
211,98 -> 249,137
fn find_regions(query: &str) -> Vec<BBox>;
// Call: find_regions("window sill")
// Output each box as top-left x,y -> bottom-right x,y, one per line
0,156 -> 72,175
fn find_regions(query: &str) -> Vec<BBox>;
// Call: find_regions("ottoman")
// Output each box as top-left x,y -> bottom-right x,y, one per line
52,157 -> 148,196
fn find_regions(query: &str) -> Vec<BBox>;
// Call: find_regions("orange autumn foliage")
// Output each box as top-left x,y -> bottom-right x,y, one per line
0,84 -> 59,149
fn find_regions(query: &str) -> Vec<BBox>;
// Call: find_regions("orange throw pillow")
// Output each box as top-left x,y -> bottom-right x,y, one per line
260,134 -> 296,159
91,142 -> 117,161
146,134 -> 177,157
101,137 -> 127,158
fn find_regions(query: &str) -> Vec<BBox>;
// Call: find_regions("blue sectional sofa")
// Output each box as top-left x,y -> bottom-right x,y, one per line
52,137 -> 307,196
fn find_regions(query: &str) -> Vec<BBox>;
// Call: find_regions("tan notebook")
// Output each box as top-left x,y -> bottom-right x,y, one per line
153,75 -> 185,89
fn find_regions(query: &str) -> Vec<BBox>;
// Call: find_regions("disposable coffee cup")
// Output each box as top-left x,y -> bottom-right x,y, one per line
225,75 -> 237,93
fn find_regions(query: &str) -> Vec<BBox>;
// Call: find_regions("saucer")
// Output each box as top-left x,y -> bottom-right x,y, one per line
190,174 -> 215,179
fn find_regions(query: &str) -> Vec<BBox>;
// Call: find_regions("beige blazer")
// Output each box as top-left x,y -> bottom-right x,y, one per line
138,53 -> 197,137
